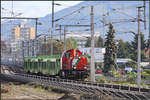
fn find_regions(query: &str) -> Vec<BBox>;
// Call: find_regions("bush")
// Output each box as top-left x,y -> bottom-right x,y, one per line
95,76 -> 107,83
145,69 -> 150,74
127,73 -> 136,82
126,60 -> 137,69
141,72 -> 149,79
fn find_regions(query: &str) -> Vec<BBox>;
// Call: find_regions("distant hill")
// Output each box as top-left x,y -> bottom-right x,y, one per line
1,1 -> 149,41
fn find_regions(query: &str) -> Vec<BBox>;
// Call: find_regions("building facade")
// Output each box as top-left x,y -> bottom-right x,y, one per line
2,22 -> 36,59
12,22 -> 35,41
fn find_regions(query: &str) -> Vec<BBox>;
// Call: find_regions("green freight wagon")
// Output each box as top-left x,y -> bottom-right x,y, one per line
24,55 -> 61,75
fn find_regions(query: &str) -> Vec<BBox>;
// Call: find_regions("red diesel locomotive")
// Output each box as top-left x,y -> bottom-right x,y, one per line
60,49 -> 88,79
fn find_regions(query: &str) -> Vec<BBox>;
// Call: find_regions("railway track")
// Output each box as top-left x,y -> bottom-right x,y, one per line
1,73 -> 150,100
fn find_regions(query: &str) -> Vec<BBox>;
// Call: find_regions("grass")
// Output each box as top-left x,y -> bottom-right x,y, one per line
95,76 -> 149,88
2,82 -> 65,99
9,82 -> 16,88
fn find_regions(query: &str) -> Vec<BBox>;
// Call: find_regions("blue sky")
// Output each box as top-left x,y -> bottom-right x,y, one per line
1,1 -> 149,41
1,1 -> 82,17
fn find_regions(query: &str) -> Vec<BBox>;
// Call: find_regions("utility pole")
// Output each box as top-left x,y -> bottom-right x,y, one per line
64,26 -> 66,51
22,41 -> 24,59
35,18 -> 38,38
149,35 -> 150,66
102,16 -> 105,47
44,36 -> 47,55
90,6 -> 95,82
36,39 -> 39,56
137,6 -> 143,88
149,1 -> 150,66
39,40 -> 41,56
59,25 -> 62,41
143,0 -> 146,30
149,32 -> 150,66
51,0 -> 54,55
35,18 -> 38,56
32,40 -> 35,56
27,41 -> 29,56
148,1 -> 150,66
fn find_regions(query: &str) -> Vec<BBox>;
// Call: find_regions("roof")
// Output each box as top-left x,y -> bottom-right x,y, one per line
140,62 -> 149,67
117,58 -> 132,63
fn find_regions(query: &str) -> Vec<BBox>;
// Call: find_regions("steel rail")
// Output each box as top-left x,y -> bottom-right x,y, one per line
0,73 -> 149,100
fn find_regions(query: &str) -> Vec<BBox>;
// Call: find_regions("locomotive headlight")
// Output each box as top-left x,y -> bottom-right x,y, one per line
74,67 -> 76,69
84,67 -> 87,69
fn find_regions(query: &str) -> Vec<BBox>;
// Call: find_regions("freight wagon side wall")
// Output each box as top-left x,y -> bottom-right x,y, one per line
24,57 -> 36,73
24,56 -> 61,75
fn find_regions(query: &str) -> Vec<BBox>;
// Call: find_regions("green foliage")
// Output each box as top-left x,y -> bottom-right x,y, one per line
146,39 -> 150,48
117,33 -> 147,62
95,76 -> 107,83
112,70 -> 119,77
95,73 -> 149,88
131,33 -> 146,50
95,36 -> 104,47
9,82 -> 15,87
104,24 -> 118,74
117,40 -> 132,58
141,72 -> 149,79
130,33 -> 147,61
130,50 -> 147,62
127,73 -> 136,82
53,41 -> 64,55
85,36 -> 104,47
40,40 -> 64,55
126,60 -> 137,69
145,69 -> 150,74
85,37 -> 91,47
66,38 -> 77,50
40,38 -> 77,55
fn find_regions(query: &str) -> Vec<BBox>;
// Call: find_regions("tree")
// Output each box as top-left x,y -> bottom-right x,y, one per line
40,38 -> 77,56
40,40 -> 64,56
104,24 -> 118,74
126,60 -> 137,69
95,36 -> 104,47
131,33 -> 146,50
130,33 -> 146,61
117,40 -> 127,58
85,37 -> 91,47
146,39 -> 149,48
66,38 -> 77,50
85,36 -> 103,47
117,40 -> 132,58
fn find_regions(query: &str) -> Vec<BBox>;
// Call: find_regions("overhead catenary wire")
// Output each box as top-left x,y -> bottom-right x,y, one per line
11,0 -> 14,17
64,10 -> 83,25
54,6 -> 88,22
112,9 -> 136,19
93,4 -> 146,36
2,2 -> 148,41
114,4 -> 142,10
